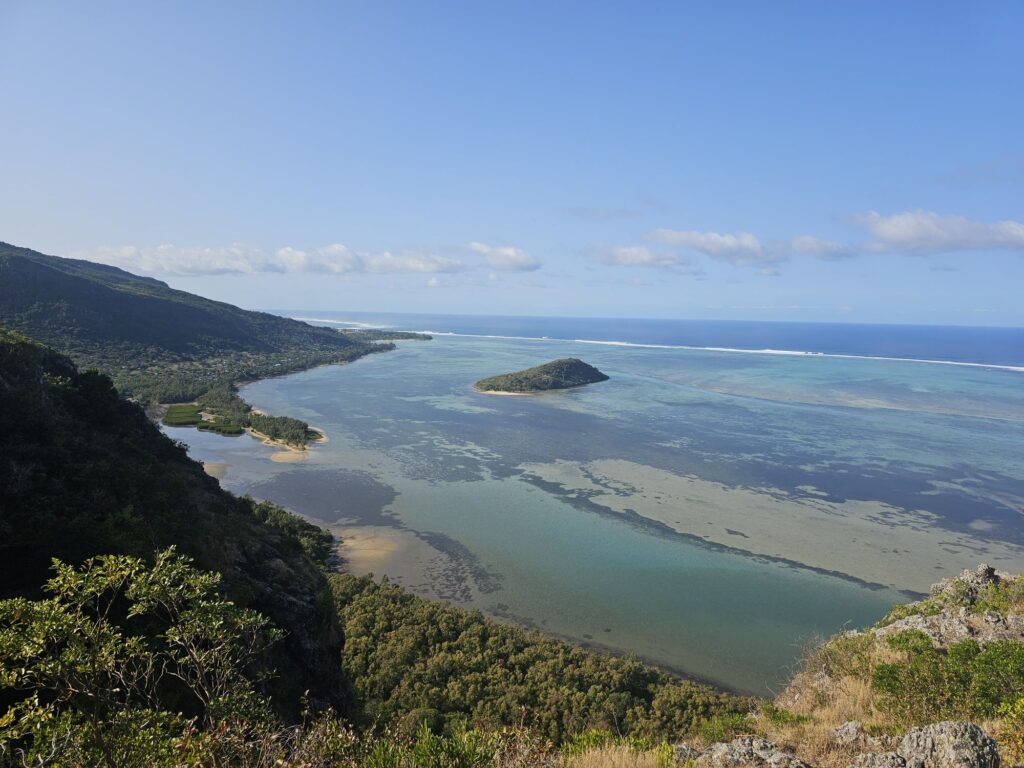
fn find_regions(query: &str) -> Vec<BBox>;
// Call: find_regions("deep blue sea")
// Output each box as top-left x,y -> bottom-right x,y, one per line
167,312 -> 1024,694
285,311 -> 1024,369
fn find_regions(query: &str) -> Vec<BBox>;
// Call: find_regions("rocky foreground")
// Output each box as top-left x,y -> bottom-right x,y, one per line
667,566 -> 1024,768
675,721 -> 1000,768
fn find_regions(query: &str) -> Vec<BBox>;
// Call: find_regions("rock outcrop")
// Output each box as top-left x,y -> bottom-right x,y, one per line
692,737 -> 811,768
674,722 -> 999,768
874,566 -> 1024,649
897,722 -> 1000,768
833,721 -> 888,751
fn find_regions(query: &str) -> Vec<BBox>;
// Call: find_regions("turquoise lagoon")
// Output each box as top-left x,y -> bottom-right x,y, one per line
167,326 -> 1024,695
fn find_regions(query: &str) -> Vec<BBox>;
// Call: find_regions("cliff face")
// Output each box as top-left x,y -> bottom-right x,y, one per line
475,357 -> 610,392
0,329 -> 349,716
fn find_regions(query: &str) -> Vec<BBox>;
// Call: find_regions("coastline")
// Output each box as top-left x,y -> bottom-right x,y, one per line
474,387 -> 535,396
332,521 -> 746,694
245,426 -> 309,453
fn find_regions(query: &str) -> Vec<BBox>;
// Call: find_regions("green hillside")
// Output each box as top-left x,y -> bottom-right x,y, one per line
0,327 -> 347,715
0,243 -> 393,444
0,242 -> 366,369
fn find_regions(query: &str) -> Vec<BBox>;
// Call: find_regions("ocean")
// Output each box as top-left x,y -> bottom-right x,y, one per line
165,313 -> 1024,695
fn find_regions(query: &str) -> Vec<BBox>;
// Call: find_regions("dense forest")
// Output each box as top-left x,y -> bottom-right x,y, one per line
475,358 -> 609,393
333,574 -> 753,742
0,243 -> 397,445
0,327 -> 346,712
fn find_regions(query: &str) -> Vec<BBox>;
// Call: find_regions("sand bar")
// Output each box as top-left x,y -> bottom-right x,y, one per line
520,458 -> 1024,594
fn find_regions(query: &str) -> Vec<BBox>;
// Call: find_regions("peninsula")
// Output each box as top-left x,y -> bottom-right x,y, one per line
474,357 -> 609,393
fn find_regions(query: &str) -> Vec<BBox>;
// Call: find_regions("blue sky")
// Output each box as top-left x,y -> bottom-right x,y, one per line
2,2 -> 1022,325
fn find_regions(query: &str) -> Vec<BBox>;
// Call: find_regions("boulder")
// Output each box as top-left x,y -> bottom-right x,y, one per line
931,566 -> 1000,605
896,722 -> 999,768
875,607 -> 1024,649
693,737 -> 810,768
674,744 -> 702,763
851,754 -> 906,768
875,608 -> 976,647
834,721 -> 887,751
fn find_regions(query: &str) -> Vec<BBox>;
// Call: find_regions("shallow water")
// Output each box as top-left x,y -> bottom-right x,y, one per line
168,330 -> 1024,694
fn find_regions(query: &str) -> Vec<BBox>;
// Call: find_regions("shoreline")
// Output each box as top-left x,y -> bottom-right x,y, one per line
245,426 -> 308,453
332,521 -> 747,695
473,385 -> 588,396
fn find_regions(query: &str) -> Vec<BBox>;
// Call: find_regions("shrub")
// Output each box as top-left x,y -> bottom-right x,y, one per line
999,696 -> 1024,765
811,632 -> 877,680
871,631 -> 1024,726
697,713 -> 752,743
0,549 -> 282,767
761,703 -> 811,727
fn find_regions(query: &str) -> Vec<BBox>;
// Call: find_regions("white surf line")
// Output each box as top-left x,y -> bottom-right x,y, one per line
364,328 -> 1024,374
573,339 -> 1024,373
290,317 -> 391,328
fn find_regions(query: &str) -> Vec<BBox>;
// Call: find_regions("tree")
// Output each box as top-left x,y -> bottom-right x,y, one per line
0,549 -> 282,768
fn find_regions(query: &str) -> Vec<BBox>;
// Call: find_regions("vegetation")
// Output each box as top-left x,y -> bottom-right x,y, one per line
0,550 -> 282,768
755,572 -> 1024,768
0,327 -> 347,713
341,329 -> 433,342
0,242 -> 397,446
161,403 -> 202,426
876,574 -> 1024,626
871,631 -> 1024,725
331,573 -> 754,743
475,358 -> 609,393
161,385 -> 322,446
0,326 -> 754,766
0,552 -> 686,768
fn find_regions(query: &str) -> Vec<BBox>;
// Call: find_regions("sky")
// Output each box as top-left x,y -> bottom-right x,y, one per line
2,2 -> 1023,325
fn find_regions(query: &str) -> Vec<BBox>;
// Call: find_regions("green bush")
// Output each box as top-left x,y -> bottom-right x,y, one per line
697,713 -> 752,743
0,549 -> 282,767
999,696 -> 1024,764
811,632 -> 877,679
761,703 -> 811,727
871,630 -> 1024,725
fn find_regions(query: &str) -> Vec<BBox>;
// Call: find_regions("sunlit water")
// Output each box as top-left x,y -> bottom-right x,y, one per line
166,317 -> 1024,694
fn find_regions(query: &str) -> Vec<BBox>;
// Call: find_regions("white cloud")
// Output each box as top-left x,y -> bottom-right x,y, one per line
466,241 -> 541,271
648,228 -> 785,268
856,210 -> 1024,254
91,244 -> 268,275
87,243 -> 465,276
786,235 -> 854,260
593,245 -> 692,269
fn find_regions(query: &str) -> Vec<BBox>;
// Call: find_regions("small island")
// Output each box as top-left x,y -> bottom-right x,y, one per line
474,357 -> 609,394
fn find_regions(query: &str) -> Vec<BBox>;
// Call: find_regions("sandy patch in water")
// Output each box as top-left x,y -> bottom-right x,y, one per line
519,458 -> 1024,593
270,451 -> 307,463
202,462 -> 228,479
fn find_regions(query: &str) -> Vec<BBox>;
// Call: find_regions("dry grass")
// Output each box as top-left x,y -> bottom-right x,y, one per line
752,636 -> 908,768
559,745 -> 666,768
760,634 -> 1020,768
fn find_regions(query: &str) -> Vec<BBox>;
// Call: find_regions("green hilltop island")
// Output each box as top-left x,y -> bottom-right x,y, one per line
475,357 -> 610,393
